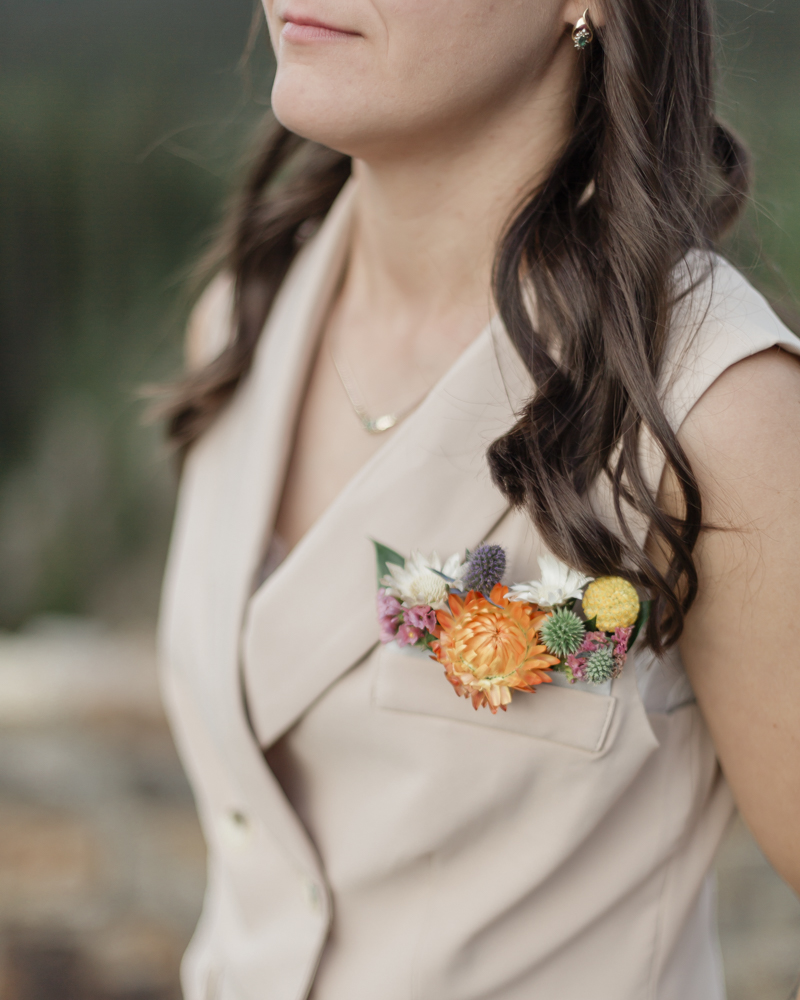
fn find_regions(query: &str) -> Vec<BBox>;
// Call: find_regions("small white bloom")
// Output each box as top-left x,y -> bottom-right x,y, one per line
381,550 -> 467,610
508,553 -> 593,609
442,552 -> 469,589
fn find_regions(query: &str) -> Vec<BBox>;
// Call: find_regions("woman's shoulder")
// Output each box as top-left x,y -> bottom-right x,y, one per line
669,256 -> 800,524
184,272 -> 235,370
660,252 -> 799,429
682,340 -> 800,449
655,263 -> 800,542
671,252 -> 796,361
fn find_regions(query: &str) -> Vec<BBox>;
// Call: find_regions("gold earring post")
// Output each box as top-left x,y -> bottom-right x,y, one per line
572,9 -> 594,50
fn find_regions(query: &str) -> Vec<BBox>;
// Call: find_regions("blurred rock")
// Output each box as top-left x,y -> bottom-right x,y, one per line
0,619 -> 204,998
0,617 -> 161,724
716,817 -> 800,1000
0,619 -> 797,998
1,933 -> 89,1000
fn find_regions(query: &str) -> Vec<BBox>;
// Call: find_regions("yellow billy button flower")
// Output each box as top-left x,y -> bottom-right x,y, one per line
582,576 -> 640,631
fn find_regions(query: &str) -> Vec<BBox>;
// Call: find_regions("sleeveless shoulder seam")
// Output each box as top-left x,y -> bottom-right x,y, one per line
661,253 -> 799,433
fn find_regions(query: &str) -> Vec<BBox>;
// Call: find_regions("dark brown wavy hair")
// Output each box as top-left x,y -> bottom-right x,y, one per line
163,0 -> 750,653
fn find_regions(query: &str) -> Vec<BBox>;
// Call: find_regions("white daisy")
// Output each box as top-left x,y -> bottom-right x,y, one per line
508,553 -> 593,609
381,550 -> 467,610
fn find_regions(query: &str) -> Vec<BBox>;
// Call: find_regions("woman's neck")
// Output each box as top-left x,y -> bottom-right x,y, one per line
341,57 -> 577,348
274,43 -> 579,551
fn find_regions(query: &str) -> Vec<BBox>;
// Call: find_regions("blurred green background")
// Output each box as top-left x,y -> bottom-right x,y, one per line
0,4 -> 798,998
0,0 -> 798,628
1,0 -> 273,629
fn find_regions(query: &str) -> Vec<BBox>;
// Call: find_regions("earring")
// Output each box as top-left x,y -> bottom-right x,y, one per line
572,9 -> 594,50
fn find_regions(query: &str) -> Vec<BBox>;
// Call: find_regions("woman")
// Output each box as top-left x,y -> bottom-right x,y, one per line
159,1 -> 800,998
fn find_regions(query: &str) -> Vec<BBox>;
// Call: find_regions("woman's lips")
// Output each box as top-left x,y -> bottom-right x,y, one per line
281,15 -> 359,43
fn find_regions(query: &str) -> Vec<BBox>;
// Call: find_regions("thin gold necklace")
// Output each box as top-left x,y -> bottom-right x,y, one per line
329,343 -> 428,434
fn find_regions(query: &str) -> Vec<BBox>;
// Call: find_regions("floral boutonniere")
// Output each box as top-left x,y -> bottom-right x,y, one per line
374,541 -> 650,714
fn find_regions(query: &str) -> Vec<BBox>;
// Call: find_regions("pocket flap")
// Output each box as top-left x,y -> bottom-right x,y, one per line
374,643 -> 616,753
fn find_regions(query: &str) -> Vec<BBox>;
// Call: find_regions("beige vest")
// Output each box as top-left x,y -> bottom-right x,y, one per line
158,183 -> 799,1000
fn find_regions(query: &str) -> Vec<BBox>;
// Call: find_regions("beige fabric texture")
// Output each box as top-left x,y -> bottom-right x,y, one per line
158,182 -> 799,1000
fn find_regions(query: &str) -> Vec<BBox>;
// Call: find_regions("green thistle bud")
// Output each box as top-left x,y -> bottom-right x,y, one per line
540,608 -> 585,659
585,647 -> 615,684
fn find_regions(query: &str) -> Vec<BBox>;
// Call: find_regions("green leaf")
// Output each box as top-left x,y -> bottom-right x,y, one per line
372,539 -> 406,587
629,599 -> 651,646
419,630 -> 439,652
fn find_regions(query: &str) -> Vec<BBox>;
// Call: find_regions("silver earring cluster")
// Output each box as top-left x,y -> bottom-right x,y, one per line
572,9 -> 594,50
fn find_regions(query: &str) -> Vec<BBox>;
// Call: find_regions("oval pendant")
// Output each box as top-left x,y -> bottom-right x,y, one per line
365,413 -> 398,434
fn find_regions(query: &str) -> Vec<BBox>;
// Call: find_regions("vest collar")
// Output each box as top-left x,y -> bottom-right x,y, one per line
234,189 -> 533,747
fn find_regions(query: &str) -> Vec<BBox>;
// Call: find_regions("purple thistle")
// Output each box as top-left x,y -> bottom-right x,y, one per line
462,544 -> 506,595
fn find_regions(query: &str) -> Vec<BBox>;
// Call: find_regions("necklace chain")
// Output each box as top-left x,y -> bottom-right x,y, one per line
330,344 -> 427,434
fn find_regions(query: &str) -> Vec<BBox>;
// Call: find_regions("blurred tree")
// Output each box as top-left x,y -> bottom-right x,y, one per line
715,0 -> 800,314
0,0 -> 797,628
0,0 -> 273,626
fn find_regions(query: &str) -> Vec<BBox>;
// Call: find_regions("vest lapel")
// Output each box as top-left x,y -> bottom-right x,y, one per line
163,176 -> 532,879
160,182 -> 355,876
242,317 -> 532,747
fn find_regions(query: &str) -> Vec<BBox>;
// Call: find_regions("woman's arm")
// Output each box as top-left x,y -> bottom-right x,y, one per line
658,346 -> 800,893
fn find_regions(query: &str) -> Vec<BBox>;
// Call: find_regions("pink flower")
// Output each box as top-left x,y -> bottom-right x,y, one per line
405,604 -> 438,633
377,589 -> 402,619
397,623 -> 423,647
567,654 -> 587,681
613,626 -> 633,656
379,615 -> 400,643
377,589 -> 402,644
581,631 -> 606,652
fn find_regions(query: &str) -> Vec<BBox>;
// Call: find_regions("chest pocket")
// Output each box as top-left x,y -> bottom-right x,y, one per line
373,641 -> 617,754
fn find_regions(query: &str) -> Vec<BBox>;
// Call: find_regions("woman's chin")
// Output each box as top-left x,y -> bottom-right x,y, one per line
271,79 -> 358,152
271,88 -> 388,159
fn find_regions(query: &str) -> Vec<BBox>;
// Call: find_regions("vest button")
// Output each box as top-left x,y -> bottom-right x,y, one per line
220,808 -> 252,850
304,879 -> 322,912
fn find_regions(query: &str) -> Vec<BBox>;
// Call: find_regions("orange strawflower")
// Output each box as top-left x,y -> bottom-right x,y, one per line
431,584 -> 560,714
